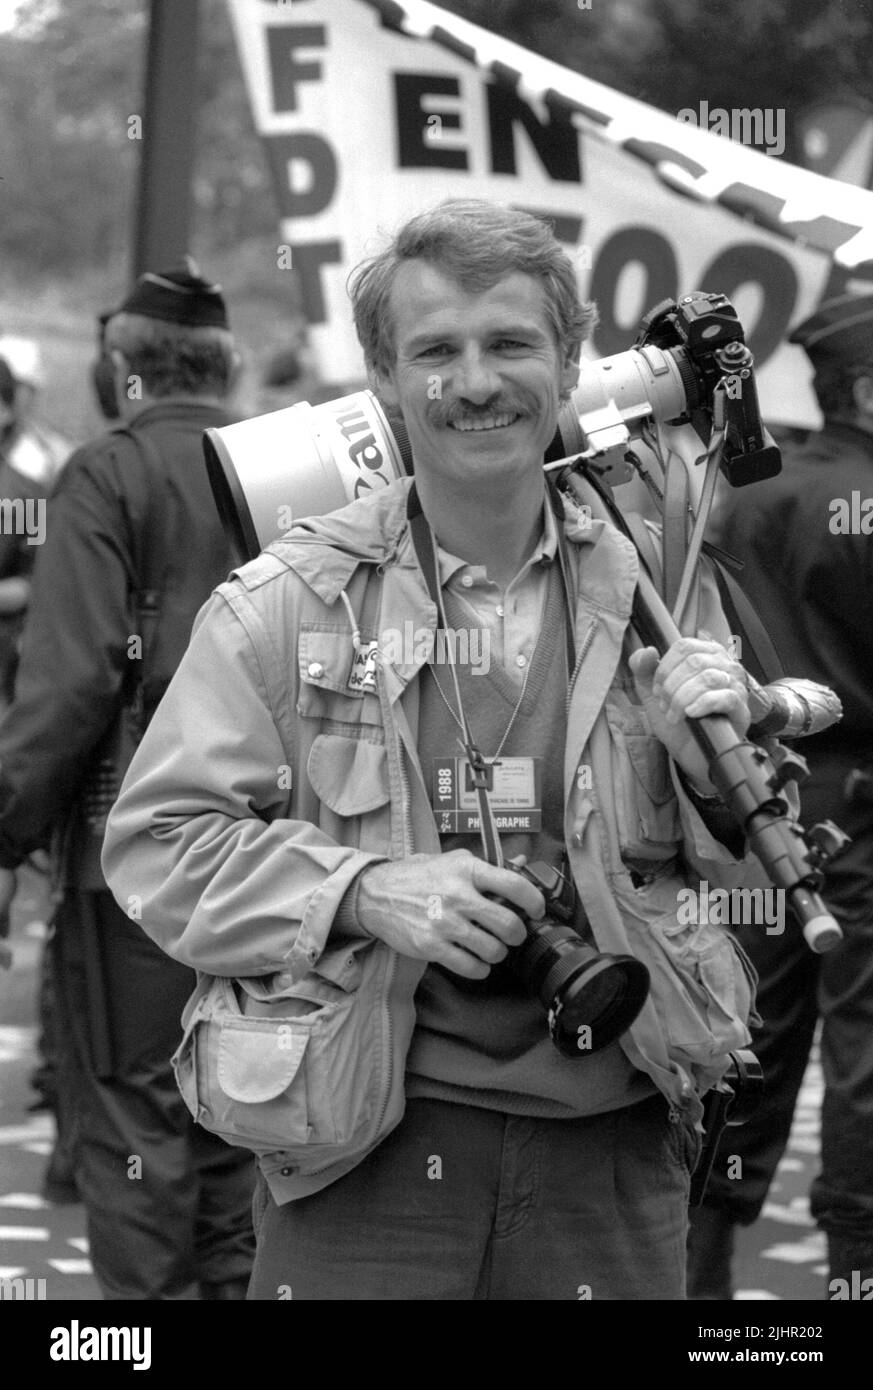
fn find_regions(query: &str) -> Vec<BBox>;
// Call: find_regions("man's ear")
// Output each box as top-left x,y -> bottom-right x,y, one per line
370,362 -> 399,410
852,372 -> 873,419
560,352 -> 580,402
109,348 -> 142,417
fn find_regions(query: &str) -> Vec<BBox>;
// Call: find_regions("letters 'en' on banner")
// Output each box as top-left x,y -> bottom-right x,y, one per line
226,0 -> 873,427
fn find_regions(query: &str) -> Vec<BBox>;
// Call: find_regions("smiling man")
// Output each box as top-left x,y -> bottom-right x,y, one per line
103,200 -> 761,1300
378,265 -> 577,590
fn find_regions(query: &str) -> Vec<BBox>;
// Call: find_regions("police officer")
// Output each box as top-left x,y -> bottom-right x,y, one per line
689,295 -> 873,1297
0,262 -> 256,1299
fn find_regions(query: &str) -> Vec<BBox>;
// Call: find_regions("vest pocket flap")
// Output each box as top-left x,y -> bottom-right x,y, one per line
298,630 -> 354,694
217,1023 -> 308,1102
605,697 -> 674,805
624,733 -> 673,805
307,733 -> 389,814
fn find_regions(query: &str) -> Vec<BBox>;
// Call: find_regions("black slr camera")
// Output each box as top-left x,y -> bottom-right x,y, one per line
485,857 -> 650,1060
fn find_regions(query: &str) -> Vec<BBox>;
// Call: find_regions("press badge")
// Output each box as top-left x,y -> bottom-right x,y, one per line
347,640 -> 378,693
432,756 -> 541,833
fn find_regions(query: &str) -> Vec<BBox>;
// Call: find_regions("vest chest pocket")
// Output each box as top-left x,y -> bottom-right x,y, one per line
604,691 -> 682,857
297,631 -> 393,851
297,628 -> 383,734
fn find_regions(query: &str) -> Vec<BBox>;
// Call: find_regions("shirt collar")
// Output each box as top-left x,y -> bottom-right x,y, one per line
435,494 -> 559,589
126,399 -> 231,429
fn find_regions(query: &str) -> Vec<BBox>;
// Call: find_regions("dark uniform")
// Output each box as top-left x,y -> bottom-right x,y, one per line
0,387 -> 256,1298
697,297 -> 873,1291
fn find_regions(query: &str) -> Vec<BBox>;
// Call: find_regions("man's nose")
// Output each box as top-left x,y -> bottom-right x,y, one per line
453,346 -> 501,404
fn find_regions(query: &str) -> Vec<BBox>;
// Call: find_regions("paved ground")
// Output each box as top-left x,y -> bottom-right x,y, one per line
0,866 -> 100,1301
0,864 -> 830,1302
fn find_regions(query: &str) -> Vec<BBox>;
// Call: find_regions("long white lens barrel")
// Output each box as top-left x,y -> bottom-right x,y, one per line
559,345 -> 690,456
204,390 -> 408,561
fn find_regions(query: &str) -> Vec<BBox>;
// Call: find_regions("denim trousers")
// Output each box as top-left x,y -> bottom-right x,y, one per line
248,1092 -> 696,1300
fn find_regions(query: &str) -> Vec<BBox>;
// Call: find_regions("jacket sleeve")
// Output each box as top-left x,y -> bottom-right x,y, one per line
0,451 -> 132,866
101,590 -> 388,980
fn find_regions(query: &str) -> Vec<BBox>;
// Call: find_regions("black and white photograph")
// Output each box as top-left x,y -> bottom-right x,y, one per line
0,0 -> 871,1354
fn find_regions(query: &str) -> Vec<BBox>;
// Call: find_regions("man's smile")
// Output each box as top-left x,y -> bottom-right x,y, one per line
446,411 -> 523,432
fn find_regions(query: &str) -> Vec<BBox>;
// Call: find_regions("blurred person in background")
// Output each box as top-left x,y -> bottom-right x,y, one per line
0,348 -> 68,705
688,295 -> 873,1299
0,261 -> 255,1300
24,317 -> 122,1198
0,335 -> 71,494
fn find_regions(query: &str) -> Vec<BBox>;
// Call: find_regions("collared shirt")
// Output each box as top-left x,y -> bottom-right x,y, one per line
435,500 -> 559,685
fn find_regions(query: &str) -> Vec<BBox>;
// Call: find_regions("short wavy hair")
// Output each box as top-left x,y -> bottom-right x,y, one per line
349,199 -> 597,378
104,312 -> 235,399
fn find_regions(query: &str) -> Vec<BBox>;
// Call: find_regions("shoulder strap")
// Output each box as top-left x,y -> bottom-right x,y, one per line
706,557 -> 785,684
661,449 -> 691,613
576,464 -> 786,683
623,510 -> 784,681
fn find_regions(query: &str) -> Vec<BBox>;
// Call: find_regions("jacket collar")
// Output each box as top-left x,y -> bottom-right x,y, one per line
272,474 -> 639,661
269,478 -> 415,605
125,399 -> 232,430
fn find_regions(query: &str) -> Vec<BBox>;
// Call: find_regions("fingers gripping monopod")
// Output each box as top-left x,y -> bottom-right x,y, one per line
561,466 -> 846,955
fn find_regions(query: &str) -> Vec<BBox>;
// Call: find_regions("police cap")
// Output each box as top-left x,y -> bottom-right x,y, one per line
113,255 -> 228,330
789,293 -> 873,366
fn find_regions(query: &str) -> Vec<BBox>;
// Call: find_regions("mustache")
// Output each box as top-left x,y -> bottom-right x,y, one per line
431,389 -> 542,428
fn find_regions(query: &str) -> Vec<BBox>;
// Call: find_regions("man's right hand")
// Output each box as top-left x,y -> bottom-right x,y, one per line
354,849 -> 546,979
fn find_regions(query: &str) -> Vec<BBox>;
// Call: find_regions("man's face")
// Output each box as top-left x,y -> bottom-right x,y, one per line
376,262 -> 579,494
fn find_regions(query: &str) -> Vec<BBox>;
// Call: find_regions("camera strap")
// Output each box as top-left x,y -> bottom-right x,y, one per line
407,483 -> 575,870
568,460 -> 786,685
661,447 -> 692,619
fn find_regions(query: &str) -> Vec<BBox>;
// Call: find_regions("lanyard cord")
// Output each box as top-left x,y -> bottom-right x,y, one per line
407,485 -> 502,867
427,652 -> 531,763
406,481 -> 577,870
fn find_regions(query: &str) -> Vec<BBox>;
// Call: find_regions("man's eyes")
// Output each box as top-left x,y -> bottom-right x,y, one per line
413,338 -> 532,358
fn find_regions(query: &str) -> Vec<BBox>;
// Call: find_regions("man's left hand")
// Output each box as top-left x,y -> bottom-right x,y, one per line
628,635 -> 750,793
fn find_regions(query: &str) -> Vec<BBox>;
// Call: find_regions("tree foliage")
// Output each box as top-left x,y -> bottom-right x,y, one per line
0,0 -> 272,273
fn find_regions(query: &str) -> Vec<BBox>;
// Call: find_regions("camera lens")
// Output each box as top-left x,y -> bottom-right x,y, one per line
513,920 -> 650,1058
